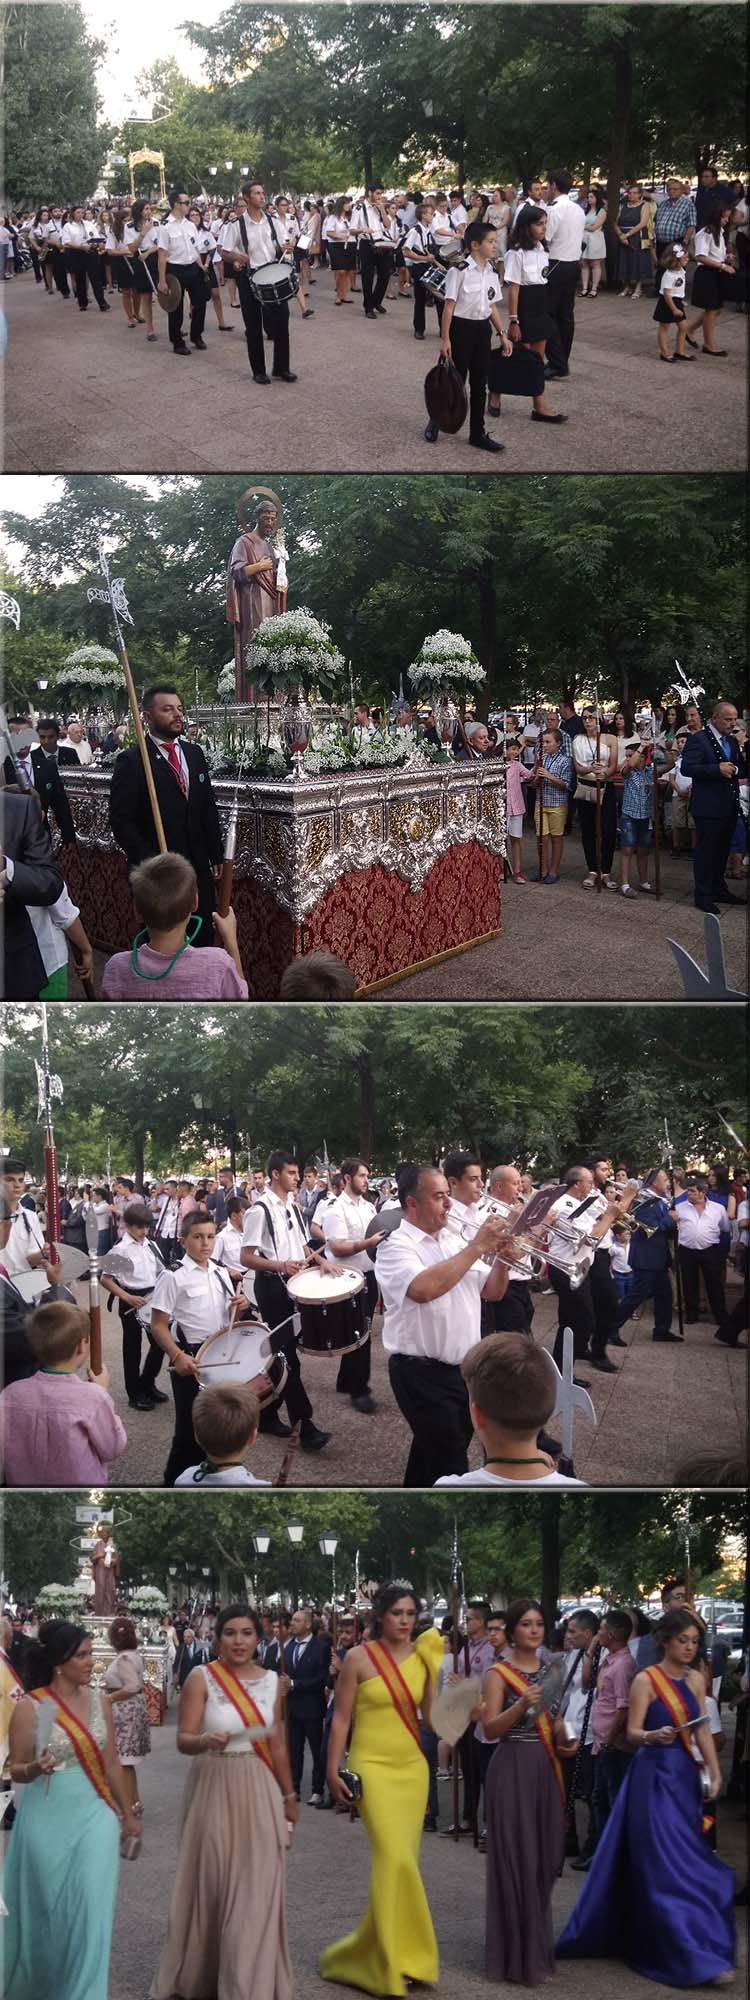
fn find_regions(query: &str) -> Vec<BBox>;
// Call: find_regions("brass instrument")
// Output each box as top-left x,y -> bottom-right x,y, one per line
604,1178 -> 662,1237
477,1187 -> 595,1291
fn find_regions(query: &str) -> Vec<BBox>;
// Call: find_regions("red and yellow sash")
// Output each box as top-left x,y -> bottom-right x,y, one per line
31,1687 -> 117,1812
207,1661 -> 275,1773
644,1667 -> 714,1834
490,1662 -> 565,1804
363,1641 -> 426,1758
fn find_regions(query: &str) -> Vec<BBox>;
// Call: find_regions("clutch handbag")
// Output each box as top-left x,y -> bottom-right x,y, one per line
338,1766 -> 363,1802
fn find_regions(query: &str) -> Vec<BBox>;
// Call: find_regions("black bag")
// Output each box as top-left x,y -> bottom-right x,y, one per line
424,355 -> 468,434
486,345 -> 545,399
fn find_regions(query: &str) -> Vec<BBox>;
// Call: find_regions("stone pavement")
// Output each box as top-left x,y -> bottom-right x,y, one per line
108,1716 -> 746,2000
73,1264 -> 747,1490
3,269 -> 746,472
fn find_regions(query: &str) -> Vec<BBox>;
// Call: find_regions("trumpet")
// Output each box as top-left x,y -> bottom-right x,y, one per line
604,1178 -> 661,1237
476,1197 -> 594,1290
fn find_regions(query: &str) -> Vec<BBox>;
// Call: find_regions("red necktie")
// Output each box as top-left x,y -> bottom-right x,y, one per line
166,742 -> 187,795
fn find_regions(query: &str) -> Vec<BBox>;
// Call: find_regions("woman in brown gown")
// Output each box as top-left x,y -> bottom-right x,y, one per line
151,1603 -> 296,2000
482,1598 -> 576,1985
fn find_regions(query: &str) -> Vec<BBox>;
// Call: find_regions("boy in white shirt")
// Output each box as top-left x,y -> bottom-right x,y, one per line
175,1384 -> 271,1486
435,1332 -> 585,1485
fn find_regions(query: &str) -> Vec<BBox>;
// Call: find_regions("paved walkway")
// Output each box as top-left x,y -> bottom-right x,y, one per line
73,1265 -> 746,1490
106,1716 -> 746,2000
3,270 -> 746,472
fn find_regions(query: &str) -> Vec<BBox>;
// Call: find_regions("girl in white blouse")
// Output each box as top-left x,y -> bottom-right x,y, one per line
487,207 -> 568,426
686,202 -> 735,355
327,196 -> 356,305
189,205 -> 232,332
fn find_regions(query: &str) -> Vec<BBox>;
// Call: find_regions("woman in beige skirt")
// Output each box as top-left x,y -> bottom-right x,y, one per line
151,1603 -> 297,2000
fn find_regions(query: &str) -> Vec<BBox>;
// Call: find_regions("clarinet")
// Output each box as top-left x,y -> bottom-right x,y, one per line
568,1643 -> 601,1808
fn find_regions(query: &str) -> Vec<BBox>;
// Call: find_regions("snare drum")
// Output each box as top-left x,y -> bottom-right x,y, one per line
419,265 -> 448,299
195,1319 -> 288,1408
286,1265 -> 367,1358
248,260 -> 300,306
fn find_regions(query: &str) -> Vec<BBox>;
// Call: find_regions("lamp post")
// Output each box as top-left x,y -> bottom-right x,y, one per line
319,1532 -> 338,1645
286,1516 -> 304,1608
252,1529 -> 271,1605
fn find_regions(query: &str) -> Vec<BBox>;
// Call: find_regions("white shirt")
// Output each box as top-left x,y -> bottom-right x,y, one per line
327,215 -> 353,242
61,221 -> 88,248
503,244 -> 550,288
450,203 -> 468,228
436,1468 -> 584,1486
100,1233 -> 163,1290
404,223 -> 435,258
322,1190 -> 376,1275
242,1188 -> 308,1263
515,195 -> 549,219
431,211 -> 457,245
545,194 -> 586,261
6,1204 -> 46,1276
212,1222 -> 247,1272
674,1199 -> 730,1251
157,216 -> 200,265
660,267 -> 686,298
377,1217 -> 486,1364
561,1651 -> 596,1741
26,884 -> 80,977
125,220 -> 159,254
444,1196 -> 484,1245
546,1190 -> 598,1267
154,1196 -> 180,1239
444,255 -> 502,320
351,200 -> 390,244
175,1463 -> 270,1486
150,1255 -> 235,1347
695,227 -> 727,264
148,732 -> 189,795
223,212 -> 277,269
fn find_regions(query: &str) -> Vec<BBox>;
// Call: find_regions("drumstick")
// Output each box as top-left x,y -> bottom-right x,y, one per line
274,1421 -> 302,1488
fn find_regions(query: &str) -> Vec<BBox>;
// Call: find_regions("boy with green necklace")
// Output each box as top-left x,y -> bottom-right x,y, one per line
436,1332 -> 585,1486
0,1301 -> 127,1486
101,853 -> 248,1001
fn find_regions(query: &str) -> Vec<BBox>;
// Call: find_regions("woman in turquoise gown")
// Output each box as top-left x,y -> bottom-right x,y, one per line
4,1619 -> 140,2000
557,1608 -> 736,1987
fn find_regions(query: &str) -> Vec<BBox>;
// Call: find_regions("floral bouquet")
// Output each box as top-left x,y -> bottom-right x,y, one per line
247,607 -> 346,695
129,1586 -> 169,1614
407,629 -> 486,694
37,1582 -> 88,1612
217,661 -> 237,704
56,643 -> 125,714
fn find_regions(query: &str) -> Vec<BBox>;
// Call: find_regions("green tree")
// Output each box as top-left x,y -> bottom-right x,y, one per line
2,2 -> 113,206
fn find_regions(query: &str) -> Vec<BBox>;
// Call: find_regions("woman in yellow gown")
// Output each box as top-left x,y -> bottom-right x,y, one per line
321,1581 -> 444,1999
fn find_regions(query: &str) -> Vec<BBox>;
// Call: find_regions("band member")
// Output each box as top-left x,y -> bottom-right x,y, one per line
189,206 -> 232,333
124,198 -> 160,339
153,1181 -> 181,1264
426,221 -> 513,452
100,1200 -> 169,1412
402,201 -> 445,338
241,1150 -> 331,1453
226,499 -> 283,701
615,1169 -> 681,1343
351,184 -> 394,318
30,207 -> 57,294
545,1168 -> 622,1378
326,197 -> 356,305
222,182 -> 297,386
61,204 -> 108,314
376,1163 -> 511,1486
274,196 -> 314,316
150,1209 -> 237,1485
108,684 -> 223,948
320,1157 -> 380,1412
157,186 -> 208,356
482,1164 -> 535,1334
46,206 -> 71,297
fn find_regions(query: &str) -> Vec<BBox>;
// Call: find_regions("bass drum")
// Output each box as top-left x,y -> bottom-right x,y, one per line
286,1265 -> 367,1358
195,1318 -> 288,1408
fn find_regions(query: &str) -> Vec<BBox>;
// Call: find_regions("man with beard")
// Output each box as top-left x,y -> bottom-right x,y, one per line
582,1156 -> 639,1368
226,498 -> 283,701
109,685 -> 223,949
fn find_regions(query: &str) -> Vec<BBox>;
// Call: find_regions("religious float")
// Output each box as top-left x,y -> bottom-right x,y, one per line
57,487 -> 506,994
37,1500 -> 169,1725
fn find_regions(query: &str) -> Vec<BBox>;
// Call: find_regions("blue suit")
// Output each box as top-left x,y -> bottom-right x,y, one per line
680,727 -> 746,909
616,1195 -> 676,1339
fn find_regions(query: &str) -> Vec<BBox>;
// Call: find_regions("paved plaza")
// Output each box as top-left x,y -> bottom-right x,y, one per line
102,1716 -> 747,2000
3,269 -> 746,473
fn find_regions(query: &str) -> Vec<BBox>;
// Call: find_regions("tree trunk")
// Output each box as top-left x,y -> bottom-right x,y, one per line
457,127 -> 465,187
605,29 -> 633,285
475,568 -> 498,719
540,1499 -> 561,1634
133,1129 -> 145,1192
363,138 -> 374,186
356,1054 -> 376,1160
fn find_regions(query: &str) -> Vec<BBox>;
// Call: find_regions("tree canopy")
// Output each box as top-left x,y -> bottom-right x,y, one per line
2,1003 -> 744,1187
3,3 -> 112,207
2,474 -> 745,717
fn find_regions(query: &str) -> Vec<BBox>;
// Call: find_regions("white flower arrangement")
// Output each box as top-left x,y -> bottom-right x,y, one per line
57,643 -> 122,693
408,629 -> 486,692
301,725 -> 427,776
217,661 -> 236,703
37,1582 -> 87,1611
248,607 -> 346,692
129,1586 -> 169,1613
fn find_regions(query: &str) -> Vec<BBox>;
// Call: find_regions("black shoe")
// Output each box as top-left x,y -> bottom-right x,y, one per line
469,433 -> 504,453
537,1430 -> 561,1456
414,330 -> 425,339
128,1396 -> 156,1411
300,1425 -> 332,1452
351,1393 -> 376,1414
714,1330 -> 742,1348
423,1816 -> 438,1831
252,371 -> 271,383
652,1332 -> 684,1343
191,336 -> 207,350
316,1796 -> 334,1809
570,1857 -> 591,1872
715,891 -> 745,905
609,1332 -> 628,1348
531,409 -> 568,423
260,1416 -> 293,1438
144,1385 -> 169,1403
424,421 -> 439,442
365,310 -> 377,319
573,1377 -> 591,1390
273,370 -> 298,382
694,901 -> 720,914
544,367 -> 569,379
589,1354 -> 619,1374
173,343 -> 191,355
374,305 -> 387,315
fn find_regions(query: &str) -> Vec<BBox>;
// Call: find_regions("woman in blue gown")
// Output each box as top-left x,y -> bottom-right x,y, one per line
557,1607 -> 736,1988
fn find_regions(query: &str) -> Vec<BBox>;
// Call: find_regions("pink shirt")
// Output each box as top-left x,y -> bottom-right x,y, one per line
0,1374 -> 127,1486
505,760 -> 529,818
592,1646 -> 636,1752
101,943 -> 248,1001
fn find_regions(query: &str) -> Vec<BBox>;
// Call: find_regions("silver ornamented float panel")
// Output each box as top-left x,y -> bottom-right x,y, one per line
61,760 -> 507,923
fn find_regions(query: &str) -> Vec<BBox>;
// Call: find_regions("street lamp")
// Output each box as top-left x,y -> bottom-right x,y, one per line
252,1529 -> 271,1604
319,1532 -> 338,1631
286,1516 -> 304,1607
224,158 -> 234,171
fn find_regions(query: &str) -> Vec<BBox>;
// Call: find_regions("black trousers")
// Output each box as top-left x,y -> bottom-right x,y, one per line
489,1279 -> 534,1334
51,247 -> 69,296
544,258 -> 580,373
238,272 -> 290,376
549,1268 -> 596,1366
358,241 -> 392,313
253,1270 -> 314,1430
166,261 -> 207,349
163,1327 -> 202,1486
678,1243 -> 728,1324
616,1265 -> 673,1338
459,1725 -> 481,1825
66,249 -> 90,311
288,1710 -> 325,1796
118,1295 -> 165,1402
335,1268 -> 375,1397
578,789 -> 618,875
387,1351 -> 472,1486
589,1247 -> 620,1358
85,250 -> 107,308
565,1742 -> 595,1856
449,315 -> 491,440
691,814 -> 735,907
411,262 -> 444,334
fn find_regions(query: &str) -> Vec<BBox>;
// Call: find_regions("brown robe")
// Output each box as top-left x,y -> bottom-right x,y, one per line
226,530 -> 280,700
91,1539 -> 119,1616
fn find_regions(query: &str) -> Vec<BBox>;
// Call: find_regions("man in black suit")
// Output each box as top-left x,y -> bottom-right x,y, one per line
109,684 -> 224,947
173,1627 -> 210,1686
262,1612 -> 291,1673
283,1607 -> 332,1803
0,1196 -> 38,1385
680,699 -> 747,913
1,788 -> 64,998
4,717 -> 77,848
206,1167 -> 237,1230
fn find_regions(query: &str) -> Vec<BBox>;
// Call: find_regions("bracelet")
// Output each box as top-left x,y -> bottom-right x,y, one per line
282,1791 -> 296,1802
508,315 -> 519,322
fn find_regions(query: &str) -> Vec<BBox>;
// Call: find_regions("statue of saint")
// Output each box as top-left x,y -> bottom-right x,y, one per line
226,497 -> 286,701
91,1524 -> 120,1616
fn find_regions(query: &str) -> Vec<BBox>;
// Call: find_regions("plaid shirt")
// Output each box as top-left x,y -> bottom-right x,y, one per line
622,760 -> 653,820
539,748 -> 572,808
654,194 -> 696,244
